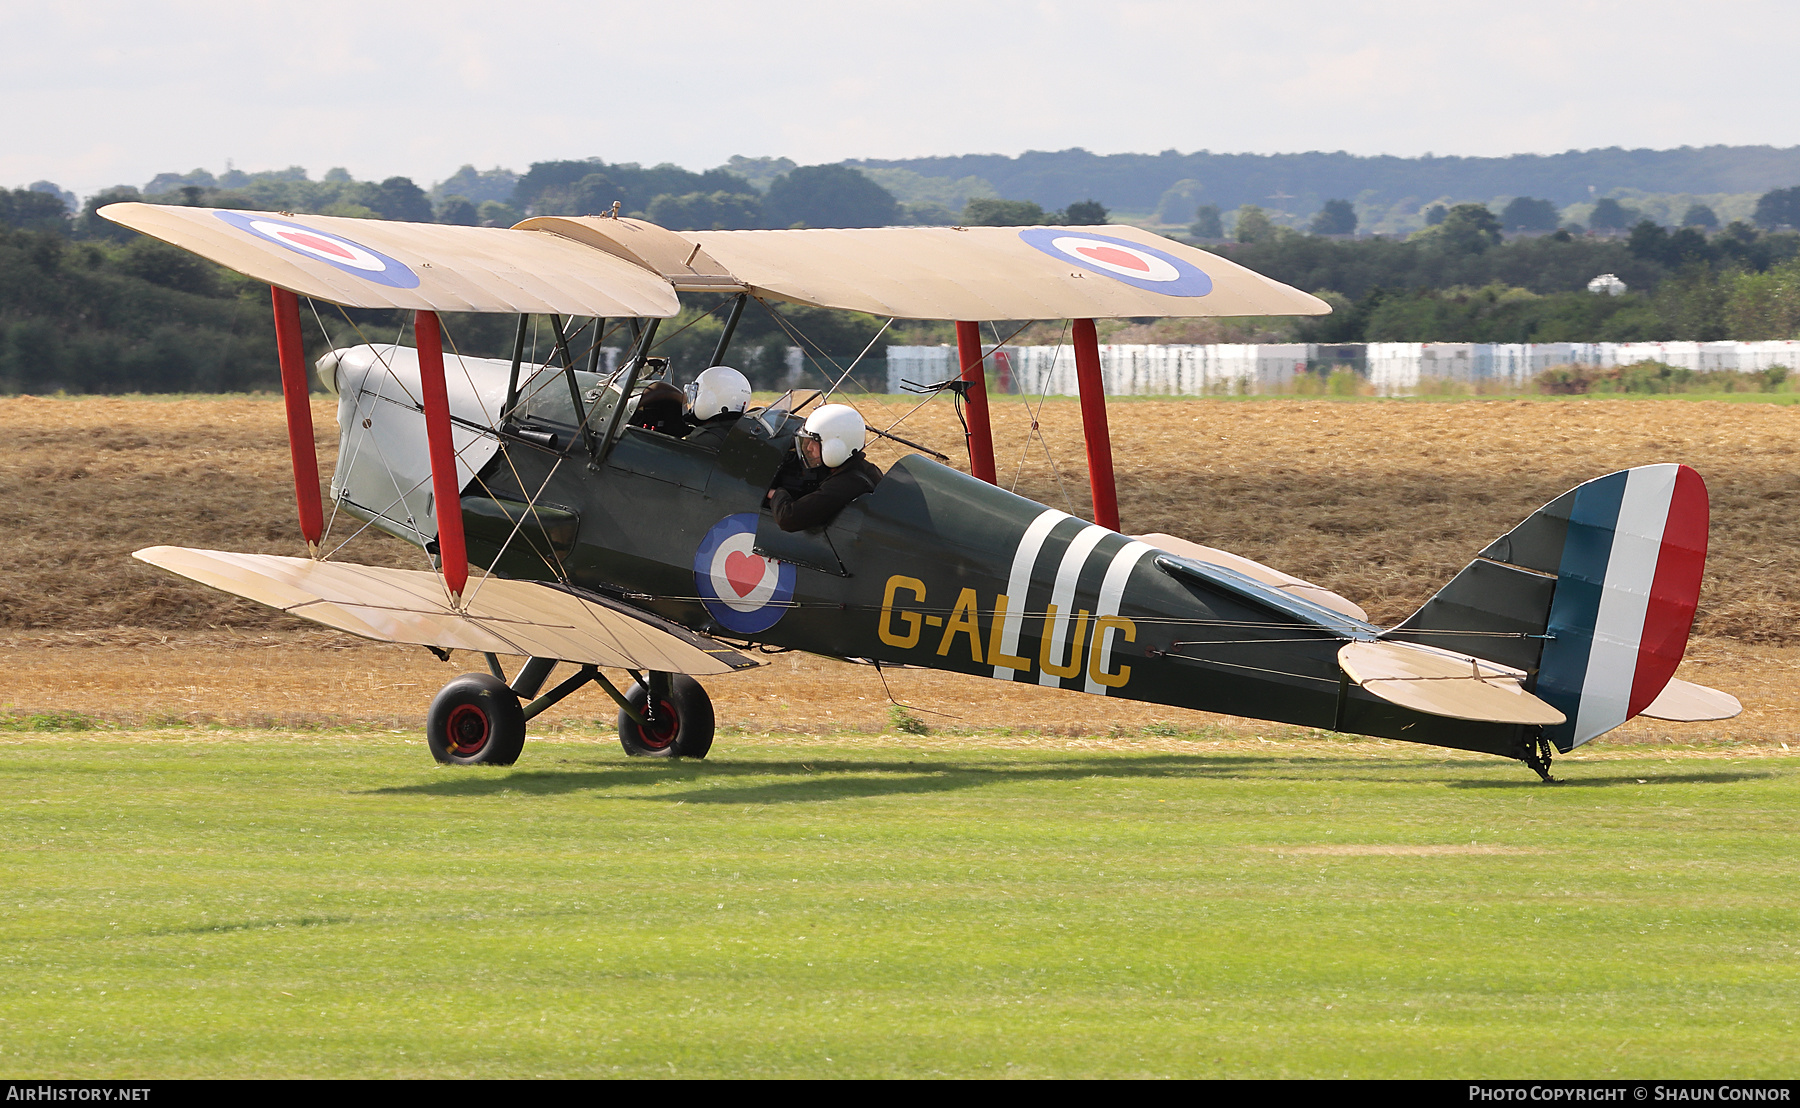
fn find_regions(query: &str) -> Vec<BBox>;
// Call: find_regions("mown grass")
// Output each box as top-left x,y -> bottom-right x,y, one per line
1,732 -> 1795,1078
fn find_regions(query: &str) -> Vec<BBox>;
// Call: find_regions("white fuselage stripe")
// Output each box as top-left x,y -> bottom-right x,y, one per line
1084,540 -> 1155,696
1574,464 -> 1677,744
994,509 -> 1071,680
1038,524 -> 1111,687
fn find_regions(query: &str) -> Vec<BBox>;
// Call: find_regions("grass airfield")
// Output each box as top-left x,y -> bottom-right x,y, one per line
3,392 -> 1799,1076
4,728 -> 1796,1079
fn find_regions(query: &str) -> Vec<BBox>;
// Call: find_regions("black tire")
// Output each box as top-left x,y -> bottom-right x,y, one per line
618,674 -> 714,759
425,673 -> 527,766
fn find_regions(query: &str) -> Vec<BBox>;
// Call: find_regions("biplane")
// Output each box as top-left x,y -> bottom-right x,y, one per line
101,201 -> 1740,780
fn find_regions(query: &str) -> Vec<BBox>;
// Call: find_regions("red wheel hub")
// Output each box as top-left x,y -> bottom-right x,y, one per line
445,703 -> 490,756
638,698 -> 679,751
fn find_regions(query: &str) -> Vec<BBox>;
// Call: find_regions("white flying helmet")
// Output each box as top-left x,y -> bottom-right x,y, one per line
798,403 -> 867,469
686,365 -> 752,420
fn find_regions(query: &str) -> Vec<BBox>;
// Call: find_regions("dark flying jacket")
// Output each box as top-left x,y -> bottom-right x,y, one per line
768,450 -> 883,532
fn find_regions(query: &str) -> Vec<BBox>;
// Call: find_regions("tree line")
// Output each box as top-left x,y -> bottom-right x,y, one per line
1196,193 -> 1800,344
7,157 -> 1800,393
849,144 -> 1800,218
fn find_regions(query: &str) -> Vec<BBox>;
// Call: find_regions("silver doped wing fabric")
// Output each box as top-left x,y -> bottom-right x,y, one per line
134,547 -> 758,675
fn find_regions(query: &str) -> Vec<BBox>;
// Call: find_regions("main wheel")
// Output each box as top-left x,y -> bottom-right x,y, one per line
618,674 -> 714,759
426,673 -> 527,766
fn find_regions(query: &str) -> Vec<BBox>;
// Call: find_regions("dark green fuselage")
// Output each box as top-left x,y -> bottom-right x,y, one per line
395,384 -> 1530,761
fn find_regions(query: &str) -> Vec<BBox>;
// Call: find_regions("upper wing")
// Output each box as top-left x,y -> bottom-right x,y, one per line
684,223 -> 1329,320
105,204 -> 1326,323
134,546 -> 758,675
99,203 -> 680,317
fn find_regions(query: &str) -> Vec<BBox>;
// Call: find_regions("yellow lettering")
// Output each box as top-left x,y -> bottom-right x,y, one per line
1038,604 -> 1090,680
879,576 -> 926,649
1088,615 -> 1136,689
936,587 -> 984,663
987,594 -> 1031,672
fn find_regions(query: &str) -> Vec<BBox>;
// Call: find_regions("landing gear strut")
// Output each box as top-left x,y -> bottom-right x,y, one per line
618,672 -> 715,759
1521,731 -> 1560,784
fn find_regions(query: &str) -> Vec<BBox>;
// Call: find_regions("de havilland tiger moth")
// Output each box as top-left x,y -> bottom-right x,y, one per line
99,201 -> 1741,780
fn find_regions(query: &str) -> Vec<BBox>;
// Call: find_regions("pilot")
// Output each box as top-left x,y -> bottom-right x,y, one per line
683,365 -> 752,449
765,403 -> 883,532
626,380 -> 688,437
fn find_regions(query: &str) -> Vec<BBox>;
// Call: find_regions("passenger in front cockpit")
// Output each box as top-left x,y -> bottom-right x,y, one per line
683,365 -> 752,449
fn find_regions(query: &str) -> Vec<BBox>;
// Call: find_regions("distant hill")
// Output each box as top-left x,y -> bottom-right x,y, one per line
846,146 -> 1800,223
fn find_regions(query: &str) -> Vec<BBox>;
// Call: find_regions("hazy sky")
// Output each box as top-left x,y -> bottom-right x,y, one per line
8,0 -> 1799,198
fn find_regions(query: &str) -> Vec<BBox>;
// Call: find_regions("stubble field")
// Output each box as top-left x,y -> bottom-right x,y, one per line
1,391 -> 1796,736
1,392 -> 1797,1078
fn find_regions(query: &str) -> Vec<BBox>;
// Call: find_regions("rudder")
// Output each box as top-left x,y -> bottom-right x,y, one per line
1387,463 -> 1709,751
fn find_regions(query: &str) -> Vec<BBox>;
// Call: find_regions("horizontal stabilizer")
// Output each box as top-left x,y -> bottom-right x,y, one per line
134,547 -> 759,676
1637,677 -> 1742,722
1338,640 -> 1566,726
1137,533 -> 1368,621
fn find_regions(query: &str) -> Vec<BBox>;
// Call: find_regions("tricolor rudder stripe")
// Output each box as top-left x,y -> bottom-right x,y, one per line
1535,463 -> 1709,749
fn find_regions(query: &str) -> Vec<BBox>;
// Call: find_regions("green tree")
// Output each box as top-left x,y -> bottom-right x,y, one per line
1436,203 -> 1503,253
1500,196 -> 1560,232
77,187 -> 143,242
764,165 -> 900,228
432,165 -> 518,206
646,191 -> 763,230
1,189 -> 72,233
477,200 -> 521,227
1189,204 -> 1223,239
435,196 -> 478,226
513,158 -> 751,217
1309,199 -> 1357,236
1062,199 -> 1108,225
1753,186 -> 1800,230
1589,198 -> 1638,232
720,156 -> 796,191
368,177 -> 433,222
1724,257 -> 1800,338
1233,204 -> 1278,243
1655,264 -> 1727,340
1423,203 -> 1448,226
144,169 -> 217,194
1681,204 -> 1719,229
115,238 -> 223,297
961,198 -> 1048,226
901,201 -> 958,225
